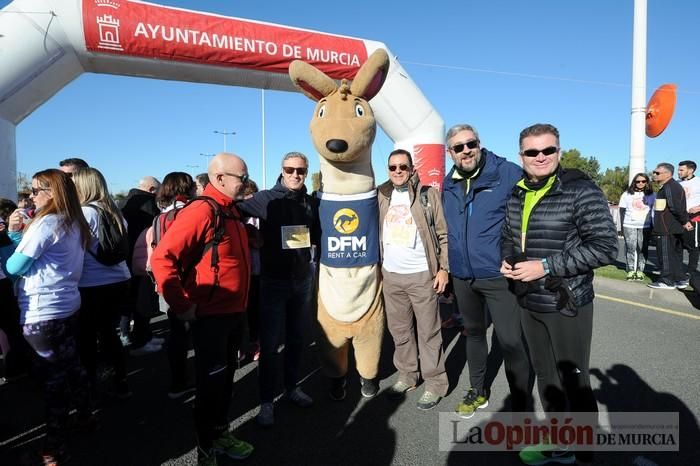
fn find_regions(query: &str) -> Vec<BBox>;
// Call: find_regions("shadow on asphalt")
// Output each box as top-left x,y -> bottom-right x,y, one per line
1,318 -> 408,465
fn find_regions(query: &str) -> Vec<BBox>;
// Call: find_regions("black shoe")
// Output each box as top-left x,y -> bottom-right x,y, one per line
360,377 -> 378,398
329,376 -> 346,401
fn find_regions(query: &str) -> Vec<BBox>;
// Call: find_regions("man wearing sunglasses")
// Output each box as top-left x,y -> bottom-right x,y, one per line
649,163 -> 693,289
442,124 -> 533,420
237,152 -> 319,427
501,124 -> 617,466
378,149 -> 449,410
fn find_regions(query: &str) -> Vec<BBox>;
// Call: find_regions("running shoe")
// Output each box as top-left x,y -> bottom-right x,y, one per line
455,388 -> 489,419
211,431 -> 253,460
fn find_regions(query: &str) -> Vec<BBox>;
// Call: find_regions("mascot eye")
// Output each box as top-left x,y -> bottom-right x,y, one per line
355,104 -> 365,117
318,104 -> 326,118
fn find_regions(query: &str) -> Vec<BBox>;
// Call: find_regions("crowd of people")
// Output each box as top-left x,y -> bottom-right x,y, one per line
618,160 -> 700,289
0,122 -> 692,466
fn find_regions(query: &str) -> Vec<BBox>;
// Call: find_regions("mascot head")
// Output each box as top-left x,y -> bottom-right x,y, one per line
289,49 -> 390,163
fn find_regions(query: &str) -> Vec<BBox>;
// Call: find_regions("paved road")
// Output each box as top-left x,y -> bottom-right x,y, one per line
1,276 -> 699,466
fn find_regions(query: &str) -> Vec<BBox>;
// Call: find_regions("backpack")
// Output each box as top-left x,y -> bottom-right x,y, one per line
86,204 -> 130,266
150,196 -> 236,293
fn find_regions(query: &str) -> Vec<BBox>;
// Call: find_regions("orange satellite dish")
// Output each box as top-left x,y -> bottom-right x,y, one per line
646,83 -> 677,138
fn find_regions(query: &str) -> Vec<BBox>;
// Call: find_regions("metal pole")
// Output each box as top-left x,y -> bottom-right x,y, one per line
629,0 -> 647,183
262,89 -> 267,189
214,130 -> 236,153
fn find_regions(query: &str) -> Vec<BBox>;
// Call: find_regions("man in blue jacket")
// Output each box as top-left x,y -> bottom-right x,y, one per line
442,124 -> 532,418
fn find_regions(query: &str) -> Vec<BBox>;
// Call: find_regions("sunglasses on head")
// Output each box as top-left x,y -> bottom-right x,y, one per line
450,140 -> 479,153
388,164 -> 410,172
521,146 -> 559,158
283,167 -> 307,176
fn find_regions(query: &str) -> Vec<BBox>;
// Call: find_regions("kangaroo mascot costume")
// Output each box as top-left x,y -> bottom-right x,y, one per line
289,49 -> 389,399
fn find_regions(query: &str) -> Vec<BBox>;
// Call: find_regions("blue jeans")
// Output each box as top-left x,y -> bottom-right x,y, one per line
258,275 -> 313,402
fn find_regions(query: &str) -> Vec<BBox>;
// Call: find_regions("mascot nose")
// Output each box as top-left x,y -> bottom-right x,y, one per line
326,139 -> 348,153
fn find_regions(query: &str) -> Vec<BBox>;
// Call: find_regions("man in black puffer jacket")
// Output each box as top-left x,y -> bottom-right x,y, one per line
501,124 -> 617,465
237,152 -> 319,427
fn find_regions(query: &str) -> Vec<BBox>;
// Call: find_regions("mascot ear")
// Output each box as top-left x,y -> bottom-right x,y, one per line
350,48 -> 390,101
289,60 -> 338,102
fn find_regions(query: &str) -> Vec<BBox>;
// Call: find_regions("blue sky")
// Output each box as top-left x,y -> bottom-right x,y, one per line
3,0 -> 699,193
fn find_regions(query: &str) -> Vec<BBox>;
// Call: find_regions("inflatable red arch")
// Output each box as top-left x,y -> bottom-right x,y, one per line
0,0 -> 445,199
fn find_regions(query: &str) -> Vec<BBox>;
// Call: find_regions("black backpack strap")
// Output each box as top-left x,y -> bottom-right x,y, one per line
420,185 -> 434,227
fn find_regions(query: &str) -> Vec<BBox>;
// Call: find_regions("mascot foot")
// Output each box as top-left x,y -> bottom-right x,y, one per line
360,377 -> 379,398
329,376 -> 347,401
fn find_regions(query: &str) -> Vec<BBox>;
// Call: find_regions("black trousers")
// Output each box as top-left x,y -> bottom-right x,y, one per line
78,281 -> 129,385
682,220 -> 700,273
191,313 -> 245,450
520,303 -> 597,462
655,234 -> 685,284
452,276 -> 533,410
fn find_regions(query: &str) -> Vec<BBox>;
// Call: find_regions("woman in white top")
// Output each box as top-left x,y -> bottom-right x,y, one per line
5,169 -> 93,465
72,167 -> 132,399
618,172 -> 656,280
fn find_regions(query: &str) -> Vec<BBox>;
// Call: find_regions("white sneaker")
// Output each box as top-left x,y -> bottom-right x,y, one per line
256,402 -> 274,427
130,340 -> 162,356
286,387 -> 314,408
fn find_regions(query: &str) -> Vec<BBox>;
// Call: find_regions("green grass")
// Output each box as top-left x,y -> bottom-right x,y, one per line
594,265 -> 650,282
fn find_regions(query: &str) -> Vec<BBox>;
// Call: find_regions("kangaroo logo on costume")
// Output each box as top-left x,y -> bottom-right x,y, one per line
334,209 -> 359,234
289,48 -> 390,397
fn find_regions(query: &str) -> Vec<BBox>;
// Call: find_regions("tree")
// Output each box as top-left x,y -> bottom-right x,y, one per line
560,149 -> 601,184
113,191 -> 129,202
599,166 -> 629,204
16,171 -> 31,194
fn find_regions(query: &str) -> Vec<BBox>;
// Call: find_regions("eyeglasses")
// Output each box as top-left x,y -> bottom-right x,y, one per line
450,140 -> 479,153
223,172 -> 249,184
652,171 -> 666,176
282,167 -> 308,176
30,187 -> 50,196
634,180 -> 647,184
521,146 -> 559,158
388,164 -> 410,172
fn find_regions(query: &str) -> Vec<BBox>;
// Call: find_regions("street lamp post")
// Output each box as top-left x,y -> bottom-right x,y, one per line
200,153 -> 215,167
213,130 -> 236,152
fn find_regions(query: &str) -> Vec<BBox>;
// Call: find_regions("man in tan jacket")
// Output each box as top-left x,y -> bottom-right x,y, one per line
378,149 -> 449,410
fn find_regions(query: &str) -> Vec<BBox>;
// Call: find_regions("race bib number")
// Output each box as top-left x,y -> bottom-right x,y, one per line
384,222 -> 417,248
281,225 -> 311,249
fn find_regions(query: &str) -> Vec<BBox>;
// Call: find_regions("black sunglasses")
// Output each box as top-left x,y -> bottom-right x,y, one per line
652,171 -> 665,176
30,187 -> 50,196
388,164 -> 410,172
634,179 -> 648,184
283,167 -> 308,176
450,140 -> 479,153
521,146 -> 559,158
224,172 -> 249,184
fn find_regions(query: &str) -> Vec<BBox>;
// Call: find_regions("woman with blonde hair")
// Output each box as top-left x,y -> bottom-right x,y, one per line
72,167 -> 132,399
5,169 -> 93,466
